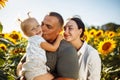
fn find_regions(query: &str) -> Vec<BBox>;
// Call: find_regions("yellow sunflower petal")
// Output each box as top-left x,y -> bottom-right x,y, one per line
97,39 -> 116,55
95,29 -> 104,38
0,43 -> 7,51
0,1 -> 5,7
89,29 -> 96,38
0,0 -> 7,8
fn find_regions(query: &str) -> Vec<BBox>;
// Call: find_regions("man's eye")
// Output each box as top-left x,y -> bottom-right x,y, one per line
37,25 -> 40,27
47,25 -> 52,29
31,28 -> 35,31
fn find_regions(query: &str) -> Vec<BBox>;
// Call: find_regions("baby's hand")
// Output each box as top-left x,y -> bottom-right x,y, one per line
57,34 -> 63,41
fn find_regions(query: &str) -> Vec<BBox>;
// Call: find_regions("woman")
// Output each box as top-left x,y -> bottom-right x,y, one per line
64,17 -> 101,80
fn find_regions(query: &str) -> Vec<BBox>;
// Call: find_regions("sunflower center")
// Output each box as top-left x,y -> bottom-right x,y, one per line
110,33 -> 112,36
10,34 -> 19,40
102,42 -> 111,50
96,32 -> 101,37
0,46 -> 5,50
91,32 -> 94,35
0,34 -> 4,37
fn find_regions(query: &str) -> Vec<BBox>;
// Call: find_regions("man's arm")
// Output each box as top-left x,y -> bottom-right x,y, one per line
33,73 -> 54,80
16,54 -> 26,76
16,62 -> 23,76
55,78 -> 75,80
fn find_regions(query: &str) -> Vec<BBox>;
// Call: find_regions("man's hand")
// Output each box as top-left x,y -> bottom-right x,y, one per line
20,76 -> 26,80
33,73 -> 54,80
16,62 -> 23,76
55,78 -> 76,80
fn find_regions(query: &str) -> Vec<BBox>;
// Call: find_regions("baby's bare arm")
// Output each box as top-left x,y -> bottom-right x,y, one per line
41,35 -> 63,52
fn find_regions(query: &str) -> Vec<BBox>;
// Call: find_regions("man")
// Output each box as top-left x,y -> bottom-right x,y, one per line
17,12 -> 79,80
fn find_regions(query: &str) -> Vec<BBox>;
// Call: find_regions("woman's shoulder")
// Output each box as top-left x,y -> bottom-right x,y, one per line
85,43 -> 100,59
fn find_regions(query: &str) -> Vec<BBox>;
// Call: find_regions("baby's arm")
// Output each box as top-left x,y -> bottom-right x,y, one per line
41,35 -> 63,52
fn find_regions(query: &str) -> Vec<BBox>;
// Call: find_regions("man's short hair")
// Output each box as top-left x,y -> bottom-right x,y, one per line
48,12 -> 64,27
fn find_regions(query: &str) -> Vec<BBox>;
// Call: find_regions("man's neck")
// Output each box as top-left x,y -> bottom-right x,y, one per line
47,39 -> 56,44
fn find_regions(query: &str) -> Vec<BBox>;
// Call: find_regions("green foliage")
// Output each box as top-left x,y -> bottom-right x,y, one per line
0,70 -> 7,80
0,22 -> 3,33
100,53 -> 120,80
0,31 -> 27,80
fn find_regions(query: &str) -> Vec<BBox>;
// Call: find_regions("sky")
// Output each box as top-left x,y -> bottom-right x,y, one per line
0,0 -> 120,33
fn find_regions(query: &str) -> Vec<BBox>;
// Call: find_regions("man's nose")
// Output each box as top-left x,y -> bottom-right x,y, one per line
41,25 -> 47,32
41,25 -> 48,34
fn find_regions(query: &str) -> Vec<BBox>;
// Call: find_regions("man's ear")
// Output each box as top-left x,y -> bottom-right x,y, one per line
57,27 -> 62,33
60,27 -> 63,32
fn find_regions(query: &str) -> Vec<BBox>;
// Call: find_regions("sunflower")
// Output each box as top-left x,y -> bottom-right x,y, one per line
105,30 -> 110,36
94,38 -> 100,45
10,48 -> 26,55
59,29 -> 64,36
89,29 -> 96,38
0,33 -> 4,37
0,0 -> 8,9
9,31 -> 22,40
117,33 -> 120,37
82,29 -> 90,42
97,39 -> 116,55
0,43 -> 7,51
4,33 -> 16,44
108,31 -> 116,38
95,29 -> 104,38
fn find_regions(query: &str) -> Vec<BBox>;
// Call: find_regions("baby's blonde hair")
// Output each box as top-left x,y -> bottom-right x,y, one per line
20,18 -> 37,35
18,12 -> 38,35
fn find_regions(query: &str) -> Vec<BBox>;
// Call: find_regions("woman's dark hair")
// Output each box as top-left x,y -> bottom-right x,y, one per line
48,12 -> 64,27
71,17 -> 85,38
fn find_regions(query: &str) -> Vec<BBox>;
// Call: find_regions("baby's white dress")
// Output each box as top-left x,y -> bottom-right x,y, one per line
22,35 -> 48,80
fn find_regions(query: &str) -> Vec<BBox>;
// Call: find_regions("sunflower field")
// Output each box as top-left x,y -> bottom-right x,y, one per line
83,27 -> 120,80
0,22 -> 120,80
0,1 -> 120,79
0,23 -> 27,80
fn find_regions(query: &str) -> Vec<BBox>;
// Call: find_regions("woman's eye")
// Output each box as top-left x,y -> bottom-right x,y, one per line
64,27 -> 66,31
69,27 -> 73,30
41,22 -> 44,26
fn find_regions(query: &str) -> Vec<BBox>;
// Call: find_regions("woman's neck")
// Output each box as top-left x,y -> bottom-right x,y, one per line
71,39 -> 83,50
